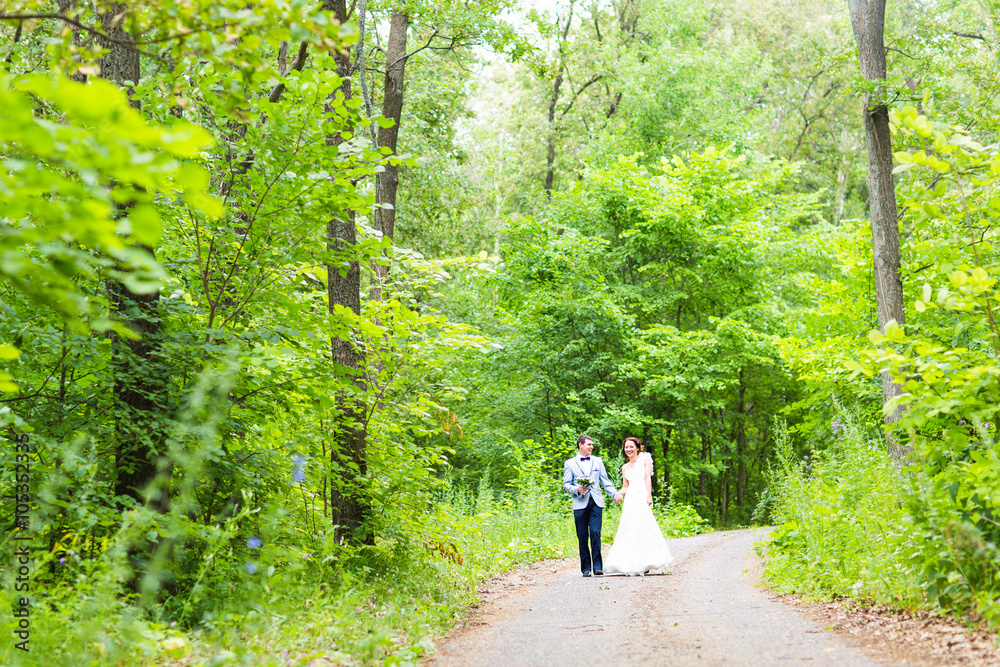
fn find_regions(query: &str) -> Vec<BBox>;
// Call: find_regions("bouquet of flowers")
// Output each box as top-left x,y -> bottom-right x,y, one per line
575,476 -> 594,489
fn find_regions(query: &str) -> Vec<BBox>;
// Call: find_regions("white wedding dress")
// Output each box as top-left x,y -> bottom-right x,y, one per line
604,457 -> 674,575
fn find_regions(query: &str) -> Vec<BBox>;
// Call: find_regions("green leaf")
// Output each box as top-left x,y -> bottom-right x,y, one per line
867,329 -> 888,345
129,205 -> 162,246
0,371 -> 17,393
843,359 -> 872,379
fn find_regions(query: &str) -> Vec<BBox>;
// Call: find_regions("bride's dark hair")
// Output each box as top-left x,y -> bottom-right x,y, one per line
622,436 -> 641,459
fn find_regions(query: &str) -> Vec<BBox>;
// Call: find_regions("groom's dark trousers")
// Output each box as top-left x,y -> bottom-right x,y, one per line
574,495 -> 603,574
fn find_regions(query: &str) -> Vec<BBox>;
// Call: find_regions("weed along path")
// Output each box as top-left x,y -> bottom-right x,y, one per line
426,529 -> 880,666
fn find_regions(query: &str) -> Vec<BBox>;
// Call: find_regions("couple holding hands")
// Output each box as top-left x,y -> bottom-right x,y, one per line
562,434 -> 673,577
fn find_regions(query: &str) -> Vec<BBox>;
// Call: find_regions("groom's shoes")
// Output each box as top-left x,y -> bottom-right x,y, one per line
594,569 -> 604,576
582,570 -> 592,577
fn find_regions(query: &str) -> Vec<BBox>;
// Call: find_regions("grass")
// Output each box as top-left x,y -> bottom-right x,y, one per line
3,479 -> 708,666
759,413 -> 924,608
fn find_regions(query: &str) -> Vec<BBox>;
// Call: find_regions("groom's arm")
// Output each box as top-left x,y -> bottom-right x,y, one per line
598,460 -> 617,498
563,461 -> 580,496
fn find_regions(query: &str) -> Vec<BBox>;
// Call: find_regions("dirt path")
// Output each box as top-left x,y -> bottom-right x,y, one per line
427,529 -> 882,666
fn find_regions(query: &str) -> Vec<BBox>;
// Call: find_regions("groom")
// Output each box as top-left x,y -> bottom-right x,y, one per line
562,434 -> 618,577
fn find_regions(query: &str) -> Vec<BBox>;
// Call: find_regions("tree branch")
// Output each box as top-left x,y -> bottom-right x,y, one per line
952,31 -> 985,41
268,40 -> 309,104
560,74 -> 602,119
3,19 -> 22,68
232,373 -> 329,402
0,12 -> 236,61
354,0 -> 378,145
0,348 -> 70,404
391,28 -> 440,69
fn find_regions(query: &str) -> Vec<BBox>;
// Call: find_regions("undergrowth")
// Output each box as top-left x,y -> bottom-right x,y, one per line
760,408 -> 1000,630
1,475 -> 704,666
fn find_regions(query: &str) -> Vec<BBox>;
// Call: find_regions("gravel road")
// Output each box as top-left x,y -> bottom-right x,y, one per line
427,529 -> 883,666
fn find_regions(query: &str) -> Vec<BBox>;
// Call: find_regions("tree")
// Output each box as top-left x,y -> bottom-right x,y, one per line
847,0 -> 906,435
324,0 -> 373,544
369,10 -> 409,301
88,2 -> 173,510
543,1 -> 576,199
539,0 -> 625,198
363,0 -> 523,291
730,0 -> 863,223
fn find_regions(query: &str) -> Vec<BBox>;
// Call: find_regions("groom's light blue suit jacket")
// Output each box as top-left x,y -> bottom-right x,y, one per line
563,455 -> 617,509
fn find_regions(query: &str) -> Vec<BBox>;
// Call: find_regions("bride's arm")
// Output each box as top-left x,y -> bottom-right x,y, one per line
644,457 -> 653,505
614,466 -> 629,503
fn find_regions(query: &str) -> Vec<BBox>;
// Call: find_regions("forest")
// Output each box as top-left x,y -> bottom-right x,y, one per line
2,0 -> 1000,664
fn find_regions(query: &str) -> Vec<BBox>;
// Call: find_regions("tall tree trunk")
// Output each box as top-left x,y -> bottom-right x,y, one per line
110,276 -> 168,511
641,426 -> 657,497
698,425 -> 708,498
720,466 -> 729,520
847,0 -> 907,443
719,409 -> 731,521
325,0 -> 371,544
369,11 -> 410,302
736,371 -> 746,509
661,427 -> 671,501
97,3 -> 138,95
97,3 -> 170,511
544,2 -> 575,199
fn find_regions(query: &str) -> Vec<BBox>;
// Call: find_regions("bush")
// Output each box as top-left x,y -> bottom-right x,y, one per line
763,407 -> 1000,629
1,454 -> 710,666
761,412 -> 923,605
655,498 -> 712,537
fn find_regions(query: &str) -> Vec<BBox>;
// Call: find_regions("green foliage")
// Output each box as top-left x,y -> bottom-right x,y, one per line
768,107 -> 1000,629
0,459 -> 706,666
654,499 -> 713,538
762,411 -> 922,604
437,147 -> 820,524
775,213 -> 885,445
1,4 -> 538,665
0,71 -> 216,346
853,108 -> 1000,625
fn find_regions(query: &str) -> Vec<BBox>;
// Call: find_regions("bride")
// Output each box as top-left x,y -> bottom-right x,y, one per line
604,437 -> 674,575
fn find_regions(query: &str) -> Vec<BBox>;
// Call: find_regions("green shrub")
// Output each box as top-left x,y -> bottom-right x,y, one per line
2,457 -> 709,666
763,406 -> 1000,628
655,499 -> 712,537
761,412 -> 923,605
